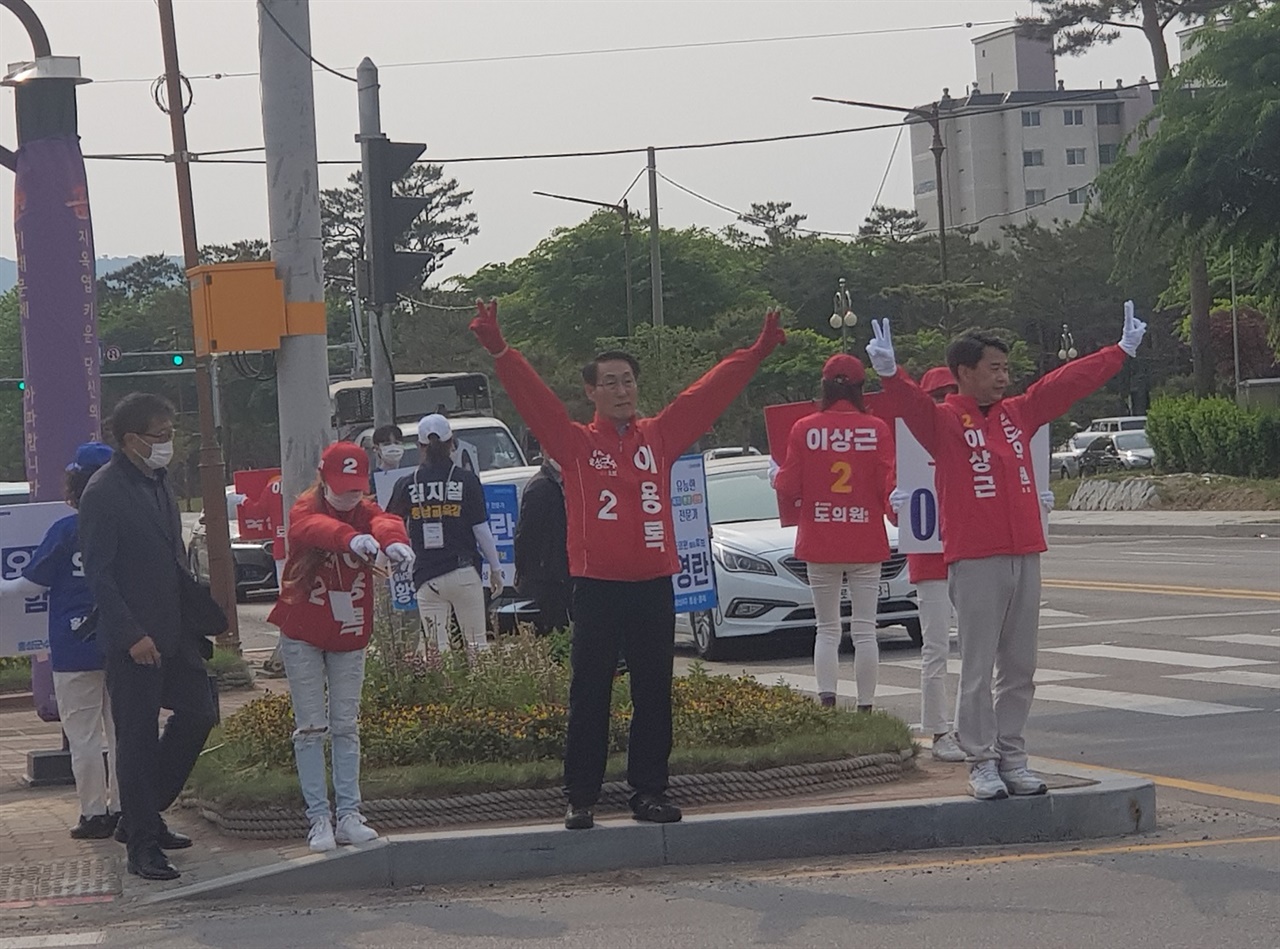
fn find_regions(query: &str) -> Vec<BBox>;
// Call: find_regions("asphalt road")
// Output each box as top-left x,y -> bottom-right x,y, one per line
118,533 -> 1274,949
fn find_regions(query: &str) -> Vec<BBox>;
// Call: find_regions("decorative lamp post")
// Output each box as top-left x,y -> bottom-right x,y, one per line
828,277 -> 856,352
1057,323 -> 1078,362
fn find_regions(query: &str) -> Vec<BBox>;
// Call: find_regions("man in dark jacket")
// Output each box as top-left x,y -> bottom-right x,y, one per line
78,393 -> 218,881
514,459 -> 570,635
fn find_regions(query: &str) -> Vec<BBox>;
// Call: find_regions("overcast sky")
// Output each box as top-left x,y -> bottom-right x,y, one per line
0,0 -> 1168,283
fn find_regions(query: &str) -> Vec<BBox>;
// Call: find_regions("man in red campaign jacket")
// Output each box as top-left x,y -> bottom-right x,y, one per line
471,299 -> 785,830
867,303 -> 1146,802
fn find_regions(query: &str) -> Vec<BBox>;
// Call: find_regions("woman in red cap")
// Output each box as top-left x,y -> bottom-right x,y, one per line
889,367 -> 966,762
772,354 -> 894,710
268,442 -> 414,853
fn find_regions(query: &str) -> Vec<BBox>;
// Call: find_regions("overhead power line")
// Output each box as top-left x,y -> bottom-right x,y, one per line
656,172 -> 859,239
91,18 -> 1014,85
255,0 -> 357,83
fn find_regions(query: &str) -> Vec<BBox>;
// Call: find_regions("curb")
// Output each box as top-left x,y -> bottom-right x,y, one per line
145,762 -> 1155,903
1049,521 -> 1278,538
0,691 -> 33,713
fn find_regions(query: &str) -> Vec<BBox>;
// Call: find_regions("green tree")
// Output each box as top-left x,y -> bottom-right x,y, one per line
858,205 -> 927,242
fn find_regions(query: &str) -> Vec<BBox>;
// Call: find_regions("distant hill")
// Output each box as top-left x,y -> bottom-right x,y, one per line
0,256 -> 180,294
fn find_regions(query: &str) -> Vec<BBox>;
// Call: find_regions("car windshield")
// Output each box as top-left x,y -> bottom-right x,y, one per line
1113,432 -> 1150,451
1073,432 -> 1107,450
387,426 -> 523,473
705,465 -> 779,524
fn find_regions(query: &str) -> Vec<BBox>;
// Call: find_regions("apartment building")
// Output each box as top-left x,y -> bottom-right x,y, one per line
909,26 -> 1157,245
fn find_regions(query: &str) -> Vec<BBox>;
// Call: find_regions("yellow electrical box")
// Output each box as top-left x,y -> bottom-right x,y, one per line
187,261 -> 288,356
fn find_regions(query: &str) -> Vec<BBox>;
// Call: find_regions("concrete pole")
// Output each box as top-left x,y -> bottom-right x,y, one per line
646,146 -> 664,328
258,0 -> 331,511
1230,246 -> 1241,393
358,57 -> 394,429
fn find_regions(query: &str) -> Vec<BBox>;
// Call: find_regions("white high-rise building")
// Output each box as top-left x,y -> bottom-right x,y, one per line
908,26 -> 1156,244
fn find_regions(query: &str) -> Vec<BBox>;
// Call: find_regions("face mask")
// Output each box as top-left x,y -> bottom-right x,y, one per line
324,486 -> 362,512
142,439 -> 173,470
378,445 -> 405,467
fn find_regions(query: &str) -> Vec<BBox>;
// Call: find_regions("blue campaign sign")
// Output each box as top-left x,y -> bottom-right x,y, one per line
0,501 -> 75,658
483,483 -> 519,589
670,454 -> 717,614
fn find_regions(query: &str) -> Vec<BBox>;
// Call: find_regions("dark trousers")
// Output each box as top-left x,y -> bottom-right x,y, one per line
527,580 -> 571,636
107,651 -> 217,859
564,577 -> 674,808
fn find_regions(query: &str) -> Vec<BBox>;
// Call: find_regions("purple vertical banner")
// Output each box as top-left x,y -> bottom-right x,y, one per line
14,135 -> 102,503
13,135 -> 101,722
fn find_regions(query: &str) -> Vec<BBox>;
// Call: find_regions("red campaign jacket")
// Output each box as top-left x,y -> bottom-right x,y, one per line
907,552 -> 948,584
880,345 -> 1127,565
773,403 -> 894,565
267,491 -> 409,652
494,345 -> 766,581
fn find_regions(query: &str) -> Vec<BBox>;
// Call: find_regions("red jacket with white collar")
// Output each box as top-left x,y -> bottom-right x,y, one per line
267,490 -> 409,651
879,345 -> 1126,565
773,403 -> 894,564
494,345 -> 767,581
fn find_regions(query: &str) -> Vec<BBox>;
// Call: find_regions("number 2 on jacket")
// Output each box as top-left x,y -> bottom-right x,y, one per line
829,461 -> 853,494
597,490 -> 618,520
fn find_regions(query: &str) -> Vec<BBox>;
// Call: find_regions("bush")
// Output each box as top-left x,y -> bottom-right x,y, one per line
0,655 -> 32,693
216,636 -> 881,773
1146,395 -> 1280,477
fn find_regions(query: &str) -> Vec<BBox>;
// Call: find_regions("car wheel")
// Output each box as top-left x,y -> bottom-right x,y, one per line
903,618 -> 923,648
691,610 -> 727,661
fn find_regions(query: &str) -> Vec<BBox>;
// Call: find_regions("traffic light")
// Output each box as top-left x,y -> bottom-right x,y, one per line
171,353 -> 186,367
363,137 -> 432,306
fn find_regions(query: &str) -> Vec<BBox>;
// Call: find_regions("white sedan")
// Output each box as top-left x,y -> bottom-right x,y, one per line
674,456 -> 920,659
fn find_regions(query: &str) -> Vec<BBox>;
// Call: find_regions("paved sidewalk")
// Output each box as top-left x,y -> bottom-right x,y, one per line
1048,509 -> 1279,537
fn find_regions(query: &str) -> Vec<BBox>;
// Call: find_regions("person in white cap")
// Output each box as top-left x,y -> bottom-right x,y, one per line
387,414 -> 504,653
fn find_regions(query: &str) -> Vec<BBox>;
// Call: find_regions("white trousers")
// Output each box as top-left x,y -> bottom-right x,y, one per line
52,669 -> 118,818
808,562 -> 880,706
416,567 -> 489,653
948,554 -> 1041,768
916,578 -> 956,735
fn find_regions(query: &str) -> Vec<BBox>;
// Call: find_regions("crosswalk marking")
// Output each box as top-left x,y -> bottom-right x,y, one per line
0,934 -> 106,949
882,658 -> 1098,682
1166,670 -> 1280,690
1043,644 -> 1269,669
1193,633 -> 1280,649
1040,607 -> 1087,619
752,672 -> 917,698
1034,684 -> 1257,717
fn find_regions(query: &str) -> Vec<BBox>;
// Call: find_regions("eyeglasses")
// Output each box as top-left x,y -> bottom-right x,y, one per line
138,428 -> 174,442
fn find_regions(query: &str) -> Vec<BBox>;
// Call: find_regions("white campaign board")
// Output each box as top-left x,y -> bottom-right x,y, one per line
895,420 -> 1049,554
0,501 -> 75,658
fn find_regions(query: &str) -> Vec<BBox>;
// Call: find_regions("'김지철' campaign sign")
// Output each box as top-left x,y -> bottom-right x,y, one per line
671,454 -> 716,613
895,420 -> 1050,553
0,501 -> 76,658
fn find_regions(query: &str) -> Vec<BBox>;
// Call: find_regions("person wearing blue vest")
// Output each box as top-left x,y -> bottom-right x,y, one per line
0,442 -> 118,839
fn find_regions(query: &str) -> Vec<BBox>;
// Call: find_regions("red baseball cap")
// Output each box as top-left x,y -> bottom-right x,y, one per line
318,442 -> 369,493
822,353 -> 866,384
920,366 -> 957,395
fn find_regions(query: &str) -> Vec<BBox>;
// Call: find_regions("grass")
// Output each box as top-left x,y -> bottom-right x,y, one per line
205,647 -> 255,690
0,662 -> 32,694
186,712 -> 913,810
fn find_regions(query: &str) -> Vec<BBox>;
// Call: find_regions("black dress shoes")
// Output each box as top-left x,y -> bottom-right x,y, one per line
115,819 -> 193,850
127,847 -> 180,881
69,813 -> 117,840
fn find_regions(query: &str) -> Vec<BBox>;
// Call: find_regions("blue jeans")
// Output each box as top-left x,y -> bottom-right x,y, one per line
279,635 -> 366,822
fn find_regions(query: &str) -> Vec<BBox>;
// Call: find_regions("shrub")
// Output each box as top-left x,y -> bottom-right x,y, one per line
1146,395 -> 1280,477
0,655 -> 32,694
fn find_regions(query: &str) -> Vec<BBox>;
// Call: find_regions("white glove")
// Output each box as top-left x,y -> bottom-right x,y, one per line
385,542 -> 415,569
865,318 -> 897,377
349,534 -> 380,561
1039,490 -> 1055,513
889,487 -> 909,515
489,568 -> 505,597
1118,300 -> 1147,357
768,458 -> 780,488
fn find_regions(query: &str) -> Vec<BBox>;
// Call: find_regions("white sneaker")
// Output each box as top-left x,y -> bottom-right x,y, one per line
1000,766 -> 1048,796
931,733 -> 966,762
968,761 -> 1009,800
308,816 -> 336,853
334,812 -> 379,845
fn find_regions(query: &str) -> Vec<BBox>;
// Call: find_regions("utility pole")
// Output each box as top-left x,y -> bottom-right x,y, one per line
358,57 -> 393,429
646,146 -> 664,328
157,0 -> 239,648
258,0 -> 331,513
1230,247 -> 1241,394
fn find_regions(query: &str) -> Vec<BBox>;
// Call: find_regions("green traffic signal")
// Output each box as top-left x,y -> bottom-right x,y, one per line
171,354 -> 185,366
17,381 -> 24,390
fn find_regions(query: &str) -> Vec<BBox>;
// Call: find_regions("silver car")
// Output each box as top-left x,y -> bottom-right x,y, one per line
1051,431 -> 1108,480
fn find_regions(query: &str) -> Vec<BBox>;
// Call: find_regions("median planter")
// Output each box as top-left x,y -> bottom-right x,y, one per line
186,628 -> 915,838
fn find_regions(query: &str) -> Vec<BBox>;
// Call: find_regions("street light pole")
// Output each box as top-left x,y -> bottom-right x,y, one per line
532,189 -> 635,335
829,277 -> 856,353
